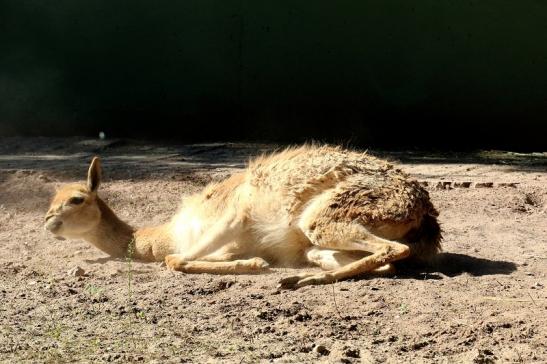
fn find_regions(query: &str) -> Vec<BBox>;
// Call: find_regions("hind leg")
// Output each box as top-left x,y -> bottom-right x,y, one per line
279,190 -> 411,289
305,247 -> 396,275
279,236 -> 408,288
279,193 -> 410,289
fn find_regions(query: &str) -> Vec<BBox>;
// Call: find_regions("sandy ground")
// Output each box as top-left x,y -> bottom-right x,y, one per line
0,137 -> 546,363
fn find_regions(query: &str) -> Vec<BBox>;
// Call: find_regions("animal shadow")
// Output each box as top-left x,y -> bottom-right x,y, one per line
395,252 -> 518,279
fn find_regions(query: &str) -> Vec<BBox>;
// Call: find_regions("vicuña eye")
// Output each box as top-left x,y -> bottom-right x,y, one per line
69,197 -> 85,205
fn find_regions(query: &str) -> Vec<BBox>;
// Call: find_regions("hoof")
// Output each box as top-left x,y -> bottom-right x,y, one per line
373,263 -> 396,276
251,257 -> 270,270
278,272 -> 335,289
165,254 -> 188,271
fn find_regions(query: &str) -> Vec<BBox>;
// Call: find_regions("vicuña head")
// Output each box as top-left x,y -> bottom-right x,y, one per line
45,157 -> 136,258
45,157 -> 103,239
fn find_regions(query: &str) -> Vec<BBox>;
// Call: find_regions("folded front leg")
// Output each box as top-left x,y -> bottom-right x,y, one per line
165,254 -> 270,275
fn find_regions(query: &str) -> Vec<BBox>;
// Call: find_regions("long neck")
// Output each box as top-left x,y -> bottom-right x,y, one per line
83,198 -> 135,258
83,198 -> 173,262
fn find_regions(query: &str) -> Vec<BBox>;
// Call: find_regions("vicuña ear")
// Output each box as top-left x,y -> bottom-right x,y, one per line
87,156 -> 102,192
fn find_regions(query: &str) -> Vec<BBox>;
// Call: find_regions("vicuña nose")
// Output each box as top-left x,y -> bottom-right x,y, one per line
45,219 -> 62,232
45,208 -> 58,221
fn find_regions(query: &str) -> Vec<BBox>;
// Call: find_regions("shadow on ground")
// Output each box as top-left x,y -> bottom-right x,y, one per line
378,150 -> 547,168
0,138 -> 545,183
395,252 -> 518,279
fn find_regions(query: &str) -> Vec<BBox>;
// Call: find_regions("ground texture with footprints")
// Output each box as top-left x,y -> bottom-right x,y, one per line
0,138 -> 546,363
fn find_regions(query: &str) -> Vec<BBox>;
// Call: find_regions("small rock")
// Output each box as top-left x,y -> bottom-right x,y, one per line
344,347 -> 360,358
435,181 -> 452,190
454,181 -> 472,188
534,282 -> 544,288
497,182 -> 517,188
412,341 -> 429,350
67,266 -> 86,277
474,348 -> 496,364
313,344 -> 330,356
38,174 -> 52,182
475,182 -> 494,188
295,312 -> 312,322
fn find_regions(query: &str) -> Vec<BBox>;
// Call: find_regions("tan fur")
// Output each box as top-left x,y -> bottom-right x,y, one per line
44,145 -> 442,288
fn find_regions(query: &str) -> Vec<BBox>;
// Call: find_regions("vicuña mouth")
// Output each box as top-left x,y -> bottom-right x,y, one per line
45,219 -> 62,233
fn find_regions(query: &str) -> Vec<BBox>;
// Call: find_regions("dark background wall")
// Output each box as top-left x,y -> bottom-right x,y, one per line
1,1 -> 546,150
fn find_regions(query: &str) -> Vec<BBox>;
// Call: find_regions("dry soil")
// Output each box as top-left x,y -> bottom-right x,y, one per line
0,138 -> 546,363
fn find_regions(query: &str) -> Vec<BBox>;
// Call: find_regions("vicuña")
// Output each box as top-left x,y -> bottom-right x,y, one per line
45,145 -> 441,288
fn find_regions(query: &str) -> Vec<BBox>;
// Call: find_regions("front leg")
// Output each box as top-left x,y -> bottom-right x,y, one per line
165,254 -> 270,275
182,213 -> 244,261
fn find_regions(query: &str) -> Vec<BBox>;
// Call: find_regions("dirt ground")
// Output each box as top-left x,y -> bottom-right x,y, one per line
0,137 -> 546,363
